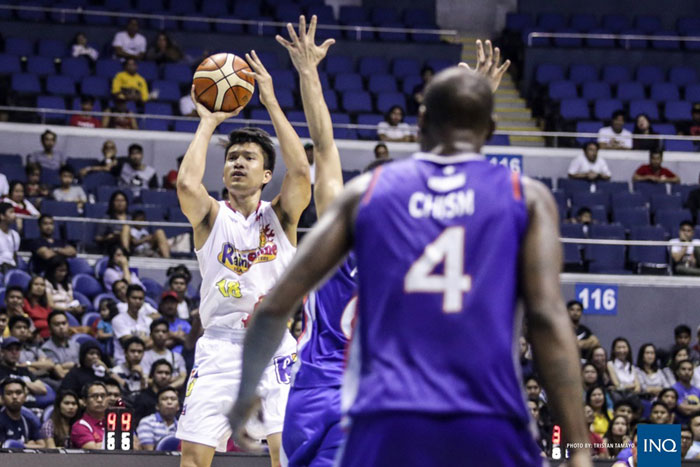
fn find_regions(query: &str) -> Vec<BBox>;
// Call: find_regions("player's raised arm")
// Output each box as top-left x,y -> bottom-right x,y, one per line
176,88 -> 240,248
228,173 -> 371,450
245,51 -> 311,245
520,177 -> 592,467
277,15 -> 342,217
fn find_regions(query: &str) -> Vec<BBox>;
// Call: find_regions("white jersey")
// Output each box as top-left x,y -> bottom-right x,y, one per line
196,200 -> 296,332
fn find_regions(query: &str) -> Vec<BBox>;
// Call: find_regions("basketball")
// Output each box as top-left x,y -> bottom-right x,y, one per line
192,53 -> 255,113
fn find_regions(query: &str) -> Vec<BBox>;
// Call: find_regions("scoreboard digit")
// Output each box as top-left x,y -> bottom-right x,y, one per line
104,407 -> 134,451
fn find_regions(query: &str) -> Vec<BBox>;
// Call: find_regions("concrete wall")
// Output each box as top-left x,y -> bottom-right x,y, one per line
436,0 -> 516,35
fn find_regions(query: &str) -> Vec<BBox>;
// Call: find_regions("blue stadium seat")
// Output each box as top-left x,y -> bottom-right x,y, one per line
371,7 -> 400,25
537,13 -> 567,31
5,269 -> 31,289
611,192 -> 646,211
571,191 -> 610,211
549,80 -> 577,100
602,65 -> 632,84
0,54 -> 21,74
673,184 -> 700,204
73,273 -> 104,300
368,74 -> 397,93
664,101 -> 691,122
596,181 -> 630,195
40,168 -> 60,187
150,80 -> 180,103
80,76 -> 110,99
554,29 -> 583,48
392,58 -> 421,78
5,37 -> 34,56
83,173 -> 116,194
201,0 -> 229,16
650,194 -> 683,214
582,82 -> 611,100
36,96 -> 67,121
629,100 -> 659,121
602,14 -> 631,33
67,257 -> 93,276
425,59 -> 453,73
182,15 -> 211,33
401,75 -> 422,95
570,14 -> 597,32
678,18 -> 700,35
650,83 -> 679,102
652,31 -> 680,50
141,189 -> 178,207
232,1 -> 261,18
46,75 -> 76,96
144,102 -> 173,116
174,120 -> 199,133
629,225 -> 668,270
586,29 -> 615,48
560,223 -> 586,267
594,98 -> 624,121
552,191 -> 567,219
587,223 -> 628,274
568,64 -> 598,85
11,73 -> 41,94
155,435 -> 180,452
355,113 -> 381,140
339,6 -> 369,24
341,90 -> 372,114
27,56 -> 55,76
322,89 -> 338,112
665,140 -> 695,151
634,181 -> 668,200
636,65 -> 665,86
655,209 -> 693,235
269,70 -> 295,90
285,111 -> 308,138
50,3 -> 82,23
570,205 -> 607,223
377,23 -> 407,42
635,15 -> 662,34
37,39 -> 67,58
685,84 -> 700,102
140,277 -> 164,301
505,13 -> 534,32
330,112 -> 356,140
334,73 -> 363,92
616,82 -> 645,101
613,207 -> 650,229
535,64 -> 564,84
95,59 -> 122,79
0,154 -> 23,166
654,123 -> 676,135
214,17 -> 244,34
170,0 -> 197,14
61,57 -> 91,80
669,66 -> 698,86
359,57 -> 389,76
375,92 -> 405,114
275,89 -> 295,109
163,63 -> 192,85
135,0 -> 165,12
619,29 -> 648,49
560,98 -> 590,120
2,165 -> 26,183
137,61 -> 158,82
142,120 -> 170,131
325,55 -> 354,75
575,121 -> 603,145
558,178 -> 593,195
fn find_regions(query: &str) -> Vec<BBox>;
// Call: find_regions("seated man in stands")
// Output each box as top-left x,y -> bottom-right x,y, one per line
118,144 -> 159,196
41,311 -> 80,383
0,309 -> 8,339
133,359 -> 174,424
112,279 -> 128,305
71,381 -> 108,449
25,214 -> 77,275
112,18 -> 146,61
0,202 -> 20,273
52,165 -> 88,212
632,149 -> 680,184
598,110 -> 633,149
27,130 -> 66,171
69,95 -> 102,129
140,318 -> 186,389
112,58 -> 149,103
670,221 -> 700,276
1,287 -> 26,324
111,336 -> 148,396
672,359 -> 700,425
9,315 -> 54,378
157,291 -> 190,354
0,378 -> 45,448
136,386 -> 179,450
127,210 -> 170,258
112,286 -> 157,365
567,300 -> 600,358
0,337 -> 49,405
568,142 -> 612,181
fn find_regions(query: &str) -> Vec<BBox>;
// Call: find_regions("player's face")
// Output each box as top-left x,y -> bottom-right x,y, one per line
153,365 -> 172,388
126,344 -> 144,365
157,391 -> 179,417
60,395 -> 79,419
2,383 -> 26,411
223,142 -> 272,195
650,406 -> 670,424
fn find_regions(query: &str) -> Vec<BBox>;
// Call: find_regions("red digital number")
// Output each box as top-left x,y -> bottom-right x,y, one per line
121,412 -> 132,432
552,425 -> 561,444
107,411 -> 117,431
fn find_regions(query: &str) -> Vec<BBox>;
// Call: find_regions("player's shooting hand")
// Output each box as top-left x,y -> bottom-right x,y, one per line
276,15 -> 335,73
189,85 -> 240,126
458,39 -> 511,93
244,51 -> 277,109
228,397 -> 265,454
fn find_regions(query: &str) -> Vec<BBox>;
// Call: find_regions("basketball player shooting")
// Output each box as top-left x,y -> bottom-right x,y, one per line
175,50 -> 311,467
228,53 -> 592,466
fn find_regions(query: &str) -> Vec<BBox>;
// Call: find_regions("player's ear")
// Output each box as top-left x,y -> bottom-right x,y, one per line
262,169 -> 272,185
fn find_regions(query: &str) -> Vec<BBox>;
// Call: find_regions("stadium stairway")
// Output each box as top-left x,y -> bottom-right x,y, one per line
454,35 -> 545,147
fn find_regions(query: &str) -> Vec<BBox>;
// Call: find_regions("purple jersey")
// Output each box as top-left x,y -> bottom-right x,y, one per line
345,152 -> 530,422
293,256 -> 357,389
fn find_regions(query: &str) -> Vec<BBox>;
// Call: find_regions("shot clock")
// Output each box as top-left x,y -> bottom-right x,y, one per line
105,405 -> 134,451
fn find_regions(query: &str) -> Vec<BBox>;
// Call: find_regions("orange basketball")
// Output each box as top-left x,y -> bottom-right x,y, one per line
192,53 -> 255,113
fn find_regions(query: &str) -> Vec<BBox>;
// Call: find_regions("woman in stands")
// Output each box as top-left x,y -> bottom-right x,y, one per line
22,275 -> 52,338
145,32 -> 182,65
588,345 -> 613,389
45,256 -> 84,319
94,190 -> 130,252
582,362 -> 603,394
663,345 -> 691,386
657,388 -> 679,423
587,385 -> 613,437
632,113 -> 661,151
102,244 -> 143,291
602,415 -> 631,458
2,180 -> 39,232
635,343 -> 670,398
377,105 -> 415,142
71,32 -> 99,63
41,389 -> 80,448
607,337 -> 641,396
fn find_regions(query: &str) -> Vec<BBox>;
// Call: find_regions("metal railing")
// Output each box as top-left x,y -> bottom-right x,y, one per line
527,31 -> 700,48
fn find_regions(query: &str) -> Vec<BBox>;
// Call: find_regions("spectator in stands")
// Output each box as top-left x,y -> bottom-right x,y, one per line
673,325 -> 694,358
41,311 -> 80,381
0,172 -> 8,197
568,142 -> 612,181
635,343 -> 670,398
632,114 -> 661,151
104,378 -> 123,407
45,256 -> 83,318
118,144 -> 158,194
632,149 -> 680,184
71,381 -> 107,449
664,345 -> 691,386
112,279 -> 128,304
377,106 -> 415,142
162,155 -> 184,190
588,345 -> 613,388
0,337 -> 49,400
676,102 -> 700,139
587,385 -> 612,437
145,32 -> 182,65
79,140 -> 119,179
102,92 -> 138,130
567,299 -> 599,358
69,95 -> 102,129
26,215 -> 77,276
612,400 -> 636,424
2,181 -> 40,220
128,210 -> 171,258
59,340 -> 112,395
598,110 -> 633,149
411,66 -> 434,112
524,376 -> 543,403
683,425 -> 696,460
112,58 -> 149,104
9,316 -> 53,376
0,309 -> 8,339
686,413 -> 700,458
24,162 -> 50,204
133,359 -> 173,423
41,389 -> 79,448
167,273 -> 192,320
94,298 -> 118,357
22,275 -> 52,334
112,284 -> 153,364
607,337 -> 641,395
141,318 -> 186,389
582,363 -> 602,394
52,165 -> 88,212
112,18 -> 147,61
71,32 -> 99,63
136,386 -> 179,450
658,387 -> 679,424
671,221 -> 700,275
672,359 -> 700,424
0,378 -> 45,447
648,401 -> 671,424
2,286 -> 25,323
111,336 -> 147,394
603,415 -> 631,459
0,202 -> 20,272
95,192 -> 131,253
27,130 -> 66,171
584,404 -> 608,458
103,245 -> 144,290
157,291 -> 190,354
374,142 -> 389,160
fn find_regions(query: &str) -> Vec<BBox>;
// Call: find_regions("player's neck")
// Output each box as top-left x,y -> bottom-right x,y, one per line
226,191 -> 261,218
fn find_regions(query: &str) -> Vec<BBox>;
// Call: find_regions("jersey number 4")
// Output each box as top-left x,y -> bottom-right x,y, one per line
404,226 -> 471,313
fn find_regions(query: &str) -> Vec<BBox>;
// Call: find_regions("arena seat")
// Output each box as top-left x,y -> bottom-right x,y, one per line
11,72 -> 41,94
560,223 -> 586,269
73,273 -> 104,299
4,269 -> 31,289
570,14 -> 597,32
613,207 -> 650,229
628,100 -> 660,121
587,224 -> 629,274
664,101 -> 692,122
654,208 -> 693,235
37,39 -> 67,58
41,200 -> 80,217
156,435 -> 181,451
5,37 -> 34,56
341,90 -> 372,114
582,82 -> 611,100
549,80 -> 577,100
616,82 -> 645,101
629,225 -> 669,272
27,56 -> 55,76
602,65 -> 632,85
636,65 -> 665,86
649,194 -> 683,214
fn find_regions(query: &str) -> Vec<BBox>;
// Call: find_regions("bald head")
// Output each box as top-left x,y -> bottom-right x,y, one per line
420,67 -> 494,152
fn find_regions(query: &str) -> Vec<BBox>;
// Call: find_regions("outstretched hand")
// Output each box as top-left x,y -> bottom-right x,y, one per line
189,85 -> 241,125
459,39 -> 511,93
244,50 -> 277,109
276,15 -> 335,72
228,396 -> 265,454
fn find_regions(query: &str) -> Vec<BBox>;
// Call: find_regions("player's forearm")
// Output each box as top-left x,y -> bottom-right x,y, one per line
177,120 -> 217,190
267,105 -> 309,177
298,68 -> 334,152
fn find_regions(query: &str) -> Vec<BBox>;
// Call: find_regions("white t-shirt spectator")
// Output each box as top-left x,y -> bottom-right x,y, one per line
597,127 -> 633,149
567,154 -> 612,178
0,227 -> 20,266
377,121 -> 413,140
112,31 -> 147,58
141,348 -> 186,380
669,238 -> 700,263
52,186 -> 87,203
0,174 -> 8,197
112,308 -> 154,364
72,44 -> 99,61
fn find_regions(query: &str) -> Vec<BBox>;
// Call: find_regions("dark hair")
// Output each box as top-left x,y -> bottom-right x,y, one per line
45,255 -> 71,290
166,264 -> 191,283
363,157 -> 394,173
675,325 -> 692,337
650,401 -> 671,415
26,275 -> 48,307
636,343 -> 659,372
0,377 -> 26,394
225,127 -> 276,174
168,272 -> 188,286
675,358 -> 694,376
611,110 -> 626,120
582,141 -> 599,151
156,385 -> 178,400
8,180 -> 25,199
103,377 -> 122,390
132,209 -> 146,219
420,65 -> 434,76
586,385 -> 611,421
128,143 -> 143,155
80,94 -> 95,105
59,164 -> 75,176
71,32 -> 87,46
126,284 -> 145,297
149,359 -> 173,379
98,298 -> 119,322
39,214 -> 54,225
658,388 -> 679,408
51,390 -> 79,446
78,340 -> 103,368
633,113 -> 653,134
567,300 -> 584,309
373,142 -> 388,154
603,415 -> 630,454
576,207 -> 591,217
111,279 -> 128,296
48,310 -> 68,327
25,162 -> 41,176
613,399 -> 635,412
610,337 -> 634,365
0,202 -> 13,216
680,220 -> 694,229
384,105 -> 405,124
8,315 -> 31,330
150,317 -> 169,334
81,380 -> 107,399
648,149 -> 663,160
107,190 -> 129,218
4,285 -> 24,300
667,345 -> 691,373
41,129 -> 57,141
524,375 -> 540,386
107,244 -> 129,268
122,336 -> 145,352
